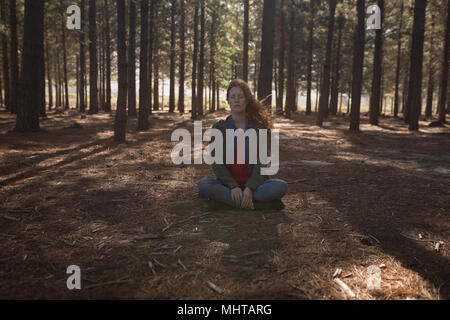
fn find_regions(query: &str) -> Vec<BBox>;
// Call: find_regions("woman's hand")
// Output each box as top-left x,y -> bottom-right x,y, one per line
241,187 -> 253,209
231,187 -> 243,206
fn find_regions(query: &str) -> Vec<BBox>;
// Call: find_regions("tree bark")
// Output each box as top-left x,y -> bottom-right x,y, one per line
407,0 -> 427,131
138,0 -> 149,130
317,0 -> 337,126
438,1 -> 450,123
114,0 -> 128,142
243,0 -> 249,83
285,1 -> 295,119
104,0 -> 111,112
14,0 -> 44,132
61,10 -> 69,110
369,0 -> 384,125
9,0 -> 18,114
257,0 -> 276,110
0,0 -> 10,112
425,15 -> 436,119
276,0 -> 285,115
79,0 -> 86,113
168,0 -> 176,113
197,0 -> 205,116
178,0 -> 186,114
45,35 -> 53,109
89,0 -> 98,114
148,0 -> 154,114
192,1 -> 199,119
127,0 -> 136,117
330,15 -> 344,116
393,0 -> 404,117
306,0 -> 315,116
349,0 -> 366,131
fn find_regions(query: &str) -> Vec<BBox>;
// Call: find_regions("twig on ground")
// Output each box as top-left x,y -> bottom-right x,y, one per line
153,258 -> 167,268
240,250 -> 263,257
400,233 -> 442,243
174,246 -> 182,253
3,215 -> 20,221
178,259 -> 187,271
206,281 -> 224,294
148,261 -> 157,275
162,223 -> 173,232
334,278 -> 356,298
286,179 -> 307,184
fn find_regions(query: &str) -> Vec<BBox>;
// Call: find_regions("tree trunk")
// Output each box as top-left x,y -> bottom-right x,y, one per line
210,7 -> 217,112
153,1 -> 159,111
168,0 -> 176,113
317,0 -> 336,125
89,0 -> 98,114
14,0 -> 44,132
45,36 -> 53,109
61,10 -> 69,110
39,7 -> 45,118
191,2 -> 198,119
285,2 -> 295,119
276,0 -> 285,115
114,0 -> 128,142
76,54 -> 79,110
330,15 -> 344,116
425,15 -> 436,119
104,0 -> 111,112
1,0 -> 10,112
79,0 -> 86,113
127,0 -> 136,117
393,0 -> 404,117
306,0 -> 315,116
148,0 -> 154,114
197,0 -> 205,116
178,0 -> 185,114
369,0 -> 384,125
257,0 -> 276,110
9,0 -> 18,114
243,0 -> 249,83
349,0 -> 366,131
138,0 -> 149,130
407,0 -> 427,131
438,1 -> 450,123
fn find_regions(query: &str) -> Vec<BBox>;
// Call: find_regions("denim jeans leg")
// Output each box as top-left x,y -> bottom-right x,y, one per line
197,178 -> 236,207
252,179 -> 288,202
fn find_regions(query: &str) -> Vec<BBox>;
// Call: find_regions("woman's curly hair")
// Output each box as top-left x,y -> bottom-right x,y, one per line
226,79 -> 273,129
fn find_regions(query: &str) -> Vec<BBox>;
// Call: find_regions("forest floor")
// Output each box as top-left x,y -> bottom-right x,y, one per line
0,107 -> 449,300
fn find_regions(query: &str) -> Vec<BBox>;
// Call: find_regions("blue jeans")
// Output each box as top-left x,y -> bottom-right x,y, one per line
197,178 -> 288,208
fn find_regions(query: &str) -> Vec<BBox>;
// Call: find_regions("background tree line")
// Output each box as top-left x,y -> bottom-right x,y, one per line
0,0 -> 449,140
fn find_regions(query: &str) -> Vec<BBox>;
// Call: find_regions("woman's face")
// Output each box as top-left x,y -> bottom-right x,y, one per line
228,86 -> 248,114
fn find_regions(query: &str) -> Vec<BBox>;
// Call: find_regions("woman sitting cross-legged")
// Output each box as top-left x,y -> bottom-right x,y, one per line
197,79 -> 287,210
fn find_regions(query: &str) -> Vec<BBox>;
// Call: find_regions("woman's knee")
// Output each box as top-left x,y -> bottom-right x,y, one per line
265,179 -> 288,198
272,179 -> 288,198
197,178 -> 217,196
